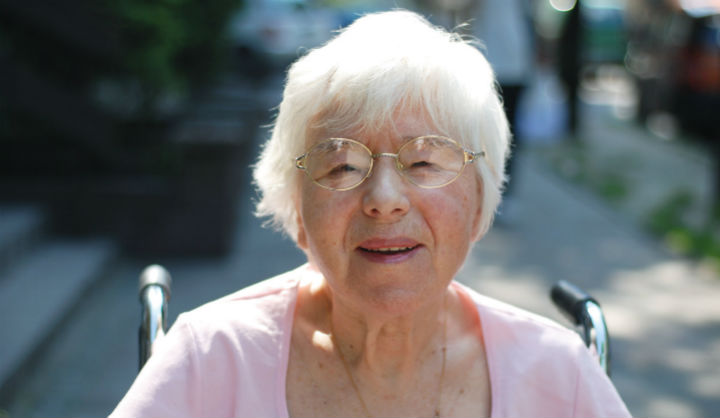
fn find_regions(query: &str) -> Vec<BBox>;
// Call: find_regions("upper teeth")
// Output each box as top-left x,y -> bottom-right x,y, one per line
366,246 -> 413,252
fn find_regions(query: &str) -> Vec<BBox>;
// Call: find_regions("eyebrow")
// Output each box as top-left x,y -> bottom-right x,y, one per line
400,134 -> 441,143
320,134 -> 444,149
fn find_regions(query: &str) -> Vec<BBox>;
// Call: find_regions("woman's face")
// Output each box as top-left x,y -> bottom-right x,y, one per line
295,111 -> 484,316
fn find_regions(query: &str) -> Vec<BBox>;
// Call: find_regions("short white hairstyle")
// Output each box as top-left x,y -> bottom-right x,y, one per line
253,9 -> 510,242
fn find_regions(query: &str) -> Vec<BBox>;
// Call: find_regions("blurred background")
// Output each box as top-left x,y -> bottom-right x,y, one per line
0,0 -> 719,416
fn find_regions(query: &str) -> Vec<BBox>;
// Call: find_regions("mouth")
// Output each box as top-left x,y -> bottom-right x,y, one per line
356,239 -> 422,263
359,245 -> 419,255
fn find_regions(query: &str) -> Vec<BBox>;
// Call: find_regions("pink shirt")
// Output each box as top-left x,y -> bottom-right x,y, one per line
111,265 -> 630,418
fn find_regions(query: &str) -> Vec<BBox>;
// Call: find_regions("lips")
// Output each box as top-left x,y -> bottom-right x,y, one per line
361,246 -> 416,254
356,238 -> 421,263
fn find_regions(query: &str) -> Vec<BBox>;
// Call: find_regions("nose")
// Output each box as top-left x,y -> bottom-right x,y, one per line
361,157 -> 410,219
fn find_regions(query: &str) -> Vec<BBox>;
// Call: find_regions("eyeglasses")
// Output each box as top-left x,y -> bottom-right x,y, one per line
295,135 -> 484,191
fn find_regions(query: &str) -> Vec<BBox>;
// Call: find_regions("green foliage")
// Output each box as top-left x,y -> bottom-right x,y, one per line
648,191 -> 720,267
546,143 -> 629,203
109,0 -> 244,109
597,175 -> 628,202
544,142 -> 720,270
111,1 -> 186,92
647,191 -> 693,235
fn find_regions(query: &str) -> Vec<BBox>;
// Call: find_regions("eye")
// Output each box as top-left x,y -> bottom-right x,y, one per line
327,163 -> 360,176
410,160 -> 432,168
405,158 -> 441,172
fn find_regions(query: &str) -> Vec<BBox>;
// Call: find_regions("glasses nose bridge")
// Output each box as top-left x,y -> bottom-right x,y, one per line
369,151 -> 402,175
371,152 -> 399,160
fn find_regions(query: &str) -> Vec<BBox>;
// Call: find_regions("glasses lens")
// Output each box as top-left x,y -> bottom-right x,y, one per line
398,136 -> 466,187
304,139 -> 372,190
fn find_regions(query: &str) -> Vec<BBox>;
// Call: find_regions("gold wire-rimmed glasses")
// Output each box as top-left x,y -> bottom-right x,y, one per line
295,135 -> 484,191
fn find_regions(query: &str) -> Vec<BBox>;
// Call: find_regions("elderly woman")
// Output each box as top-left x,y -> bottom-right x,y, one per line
112,10 -> 629,418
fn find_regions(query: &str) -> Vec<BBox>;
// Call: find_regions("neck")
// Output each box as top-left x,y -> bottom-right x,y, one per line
324,281 -> 449,380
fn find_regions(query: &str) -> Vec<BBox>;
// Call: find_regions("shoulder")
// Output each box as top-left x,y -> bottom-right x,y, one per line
181,267 -> 304,323
195,264 -> 307,311
453,282 -> 589,383
111,265 -> 316,418
453,282 -> 630,417
176,264 -> 316,352
454,281 -> 580,350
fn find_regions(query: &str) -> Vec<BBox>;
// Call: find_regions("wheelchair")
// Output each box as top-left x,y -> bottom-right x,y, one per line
136,265 -> 611,376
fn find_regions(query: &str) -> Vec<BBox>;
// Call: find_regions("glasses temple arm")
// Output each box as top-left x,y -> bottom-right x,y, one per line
295,155 -> 307,170
465,150 -> 485,163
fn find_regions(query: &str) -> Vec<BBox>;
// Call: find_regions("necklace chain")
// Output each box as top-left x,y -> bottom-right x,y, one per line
329,296 -> 448,418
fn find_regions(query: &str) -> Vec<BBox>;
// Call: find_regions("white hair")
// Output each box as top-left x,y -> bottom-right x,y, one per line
253,9 -> 510,242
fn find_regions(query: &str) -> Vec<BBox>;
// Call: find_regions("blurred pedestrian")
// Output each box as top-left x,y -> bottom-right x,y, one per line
557,0 -> 583,137
472,0 -> 536,201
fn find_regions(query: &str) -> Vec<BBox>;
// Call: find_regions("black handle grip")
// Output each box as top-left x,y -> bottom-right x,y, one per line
550,280 -> 597,326
138,264 -> 172,300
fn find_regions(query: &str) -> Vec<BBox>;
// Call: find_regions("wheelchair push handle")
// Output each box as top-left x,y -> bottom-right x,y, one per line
551,280 -> 596,325
550,280 -> 611,376
139,264 -> 172,297
138,264 -> 172,370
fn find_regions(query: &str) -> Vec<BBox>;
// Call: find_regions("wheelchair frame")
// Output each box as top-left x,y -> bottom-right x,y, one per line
138,265 -> 172,371
137,266 -> 611,376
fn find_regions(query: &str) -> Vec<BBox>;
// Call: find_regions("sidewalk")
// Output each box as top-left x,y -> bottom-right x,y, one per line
459,77 -> 720,417
3,75 -> 719,418
459,152 -> 720,418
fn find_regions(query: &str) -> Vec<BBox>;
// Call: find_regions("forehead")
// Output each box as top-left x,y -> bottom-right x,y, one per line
307,108 -> 442,148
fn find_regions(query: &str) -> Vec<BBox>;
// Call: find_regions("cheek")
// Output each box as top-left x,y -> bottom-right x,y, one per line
300,188 -> 352,249
427,189 -> 480,248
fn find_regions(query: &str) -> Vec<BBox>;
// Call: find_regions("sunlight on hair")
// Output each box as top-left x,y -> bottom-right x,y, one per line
253,10 -> 510,243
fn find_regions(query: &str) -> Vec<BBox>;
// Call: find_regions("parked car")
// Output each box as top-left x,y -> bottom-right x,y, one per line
626,0 -> 720,139
672,7 -> 720,138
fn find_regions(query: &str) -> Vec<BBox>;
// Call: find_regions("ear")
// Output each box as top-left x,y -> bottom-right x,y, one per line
294,195 -> 309,250
296,217 -> 308,250
470,205 -> 484,242
470,177 -> 485,242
